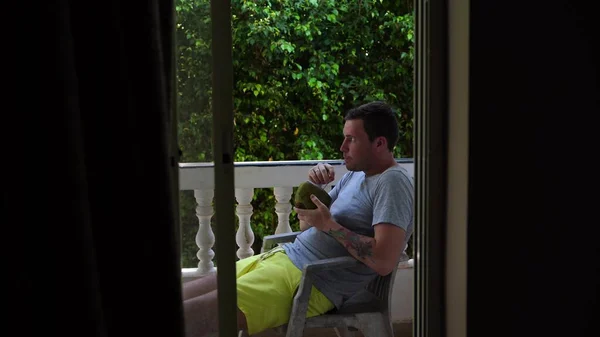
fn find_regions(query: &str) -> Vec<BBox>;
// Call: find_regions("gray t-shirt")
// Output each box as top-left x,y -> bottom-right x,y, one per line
282,164 -> 414,309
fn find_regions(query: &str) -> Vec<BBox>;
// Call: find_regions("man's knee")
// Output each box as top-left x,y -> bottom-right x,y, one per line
237,308 -> 248,331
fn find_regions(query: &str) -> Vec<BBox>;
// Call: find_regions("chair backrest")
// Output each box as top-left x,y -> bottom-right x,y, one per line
337,258 -> 404,315
365,263 -> 398,315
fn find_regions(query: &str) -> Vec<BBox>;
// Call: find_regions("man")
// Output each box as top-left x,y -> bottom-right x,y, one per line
182,101 -> 414,337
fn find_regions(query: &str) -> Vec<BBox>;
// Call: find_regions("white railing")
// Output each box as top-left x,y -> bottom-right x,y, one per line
179,159 -> 414,280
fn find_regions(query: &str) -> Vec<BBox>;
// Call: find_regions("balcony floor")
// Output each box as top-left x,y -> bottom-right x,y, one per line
254,322 -> 412,337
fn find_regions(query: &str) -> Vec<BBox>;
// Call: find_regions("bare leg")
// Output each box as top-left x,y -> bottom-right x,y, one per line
183,289 -> 248,337
182,272 -> 218,300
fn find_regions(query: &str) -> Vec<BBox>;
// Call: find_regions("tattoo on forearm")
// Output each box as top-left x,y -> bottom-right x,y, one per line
328,228 -> 375,261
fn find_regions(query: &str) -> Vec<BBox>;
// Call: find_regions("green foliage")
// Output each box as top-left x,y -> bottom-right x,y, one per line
176,0 -> 415,267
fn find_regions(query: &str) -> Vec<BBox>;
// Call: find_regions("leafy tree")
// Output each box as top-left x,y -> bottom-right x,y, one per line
176,0 -> 414,267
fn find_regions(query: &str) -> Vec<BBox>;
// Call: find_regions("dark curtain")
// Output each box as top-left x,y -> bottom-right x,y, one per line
468,1 -> 599,336
6,1 -> 184,336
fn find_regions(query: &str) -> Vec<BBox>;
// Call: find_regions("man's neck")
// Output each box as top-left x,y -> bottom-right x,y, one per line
364,156 -> 397,177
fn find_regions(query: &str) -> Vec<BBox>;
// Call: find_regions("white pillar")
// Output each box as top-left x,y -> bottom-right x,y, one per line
274,187 -> 294,234
194,189 -> 216,274
235,188 -> 255,259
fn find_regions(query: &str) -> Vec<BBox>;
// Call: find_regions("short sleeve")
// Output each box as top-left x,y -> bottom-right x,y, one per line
371,170 -> 414,231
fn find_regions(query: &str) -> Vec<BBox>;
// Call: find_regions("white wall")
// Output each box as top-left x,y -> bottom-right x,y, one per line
391,260 -> 414,323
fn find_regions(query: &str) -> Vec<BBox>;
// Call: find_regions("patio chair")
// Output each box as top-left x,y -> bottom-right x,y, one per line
238,231 -> 402,337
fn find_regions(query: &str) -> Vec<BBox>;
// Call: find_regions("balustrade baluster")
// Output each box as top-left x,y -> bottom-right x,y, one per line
235,188 -> 255,259
194,189 -> 216,274
274,187 -> 294,234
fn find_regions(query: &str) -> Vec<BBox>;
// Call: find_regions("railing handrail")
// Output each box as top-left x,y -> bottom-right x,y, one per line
179,158 -> 414,169
178,158 -> 414,189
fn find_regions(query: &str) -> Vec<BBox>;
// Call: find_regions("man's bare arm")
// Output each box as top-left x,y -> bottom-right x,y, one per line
325,220 -> 406,276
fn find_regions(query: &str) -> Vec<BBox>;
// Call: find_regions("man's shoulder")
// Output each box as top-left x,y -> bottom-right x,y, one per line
378,165 -> 413,186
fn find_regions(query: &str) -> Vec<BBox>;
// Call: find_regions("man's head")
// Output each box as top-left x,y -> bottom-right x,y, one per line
340,101 -> 399,173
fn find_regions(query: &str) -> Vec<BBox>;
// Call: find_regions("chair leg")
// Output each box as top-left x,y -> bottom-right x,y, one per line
334,326 -> 357,337
382,316 -> 394,337
356,313 -> 393,337
285,324 -> 305,337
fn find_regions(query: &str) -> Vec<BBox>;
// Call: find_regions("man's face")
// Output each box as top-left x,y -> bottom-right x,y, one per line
340,119 -> 375,172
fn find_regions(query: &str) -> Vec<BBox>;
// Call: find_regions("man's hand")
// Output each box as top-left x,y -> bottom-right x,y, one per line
308,163 -> 335,186
294,194 -> 333,231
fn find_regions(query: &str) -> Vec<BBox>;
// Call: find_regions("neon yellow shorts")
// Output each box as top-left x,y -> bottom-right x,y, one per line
236,247 -> 335,335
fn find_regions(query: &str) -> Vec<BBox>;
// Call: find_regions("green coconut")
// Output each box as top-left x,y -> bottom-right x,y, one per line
294,181 -> 332,209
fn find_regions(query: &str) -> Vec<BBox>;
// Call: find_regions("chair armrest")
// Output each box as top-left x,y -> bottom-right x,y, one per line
285,256 -> 362,337
303,256 -> 361,274
261,231 -> 301,253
